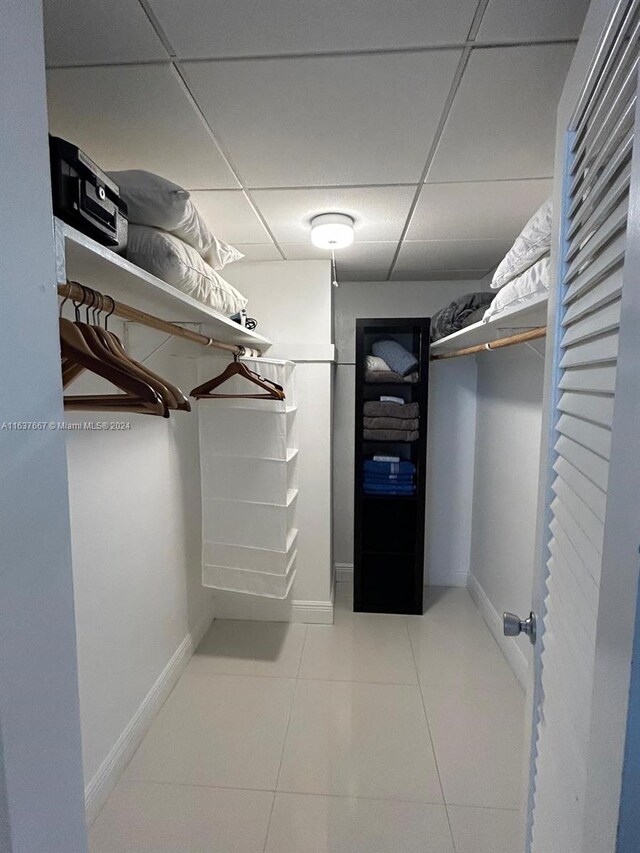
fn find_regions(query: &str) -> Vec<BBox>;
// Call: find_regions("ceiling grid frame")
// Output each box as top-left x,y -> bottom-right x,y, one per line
43,0 -> 586,279
386,0 -> 507,280
137,0 -> 288,260
44,36 -> 581,71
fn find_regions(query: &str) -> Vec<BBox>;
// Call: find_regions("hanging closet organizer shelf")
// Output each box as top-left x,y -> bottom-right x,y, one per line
429,292 -> 548,357
54,219 -> 272,353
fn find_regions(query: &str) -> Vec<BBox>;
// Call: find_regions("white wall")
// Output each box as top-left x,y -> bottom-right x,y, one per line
0,1 -> 87,848
468,345 -> 545,683
333,279 -> 482,586
63,322 -> 214,820
426,357 -> 480,586
226,260 -> 332,349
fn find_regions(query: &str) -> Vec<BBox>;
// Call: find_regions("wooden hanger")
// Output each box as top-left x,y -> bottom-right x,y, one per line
96,327 -> 191,412
61,289 -> 190,412
60,318 -> 167,416
86,289 -> 190,411
191,351 -> 286,400
76,321 -> 190,412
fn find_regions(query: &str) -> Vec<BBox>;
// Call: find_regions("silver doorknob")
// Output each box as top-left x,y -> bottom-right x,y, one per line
503,611 -> 537,645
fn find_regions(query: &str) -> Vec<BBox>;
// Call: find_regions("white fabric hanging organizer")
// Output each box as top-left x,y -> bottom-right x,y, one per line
198,358 -> 298,599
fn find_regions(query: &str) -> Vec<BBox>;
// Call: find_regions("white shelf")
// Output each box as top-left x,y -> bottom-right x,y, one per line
54,219 -> 272,352
429,292 -> 548,356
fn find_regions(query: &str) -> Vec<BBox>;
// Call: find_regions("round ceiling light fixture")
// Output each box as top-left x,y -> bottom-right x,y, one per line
310,213 -> 355,249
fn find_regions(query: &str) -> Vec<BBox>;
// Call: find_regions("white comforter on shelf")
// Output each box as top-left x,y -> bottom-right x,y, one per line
483,255 -> 550,322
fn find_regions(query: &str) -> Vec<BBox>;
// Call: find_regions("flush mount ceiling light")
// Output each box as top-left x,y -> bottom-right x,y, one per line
310,213 -> 355,249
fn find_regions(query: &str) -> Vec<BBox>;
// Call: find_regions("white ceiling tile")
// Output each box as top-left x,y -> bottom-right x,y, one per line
283,242 -> 397,281
46,64 -> 239,189
251,186 -> 417,244
393,239 -> 513,279
280,244 -> 338,261
43,0 -> 167,66
401,269 -> 489,281
148,0 -> 478,58
407,179 -> 552,241
477,0 -> 590,42
428,44 -> 575,182
183,51 -> 462,187
189,191 -> 273,244
235,244 -> 284,262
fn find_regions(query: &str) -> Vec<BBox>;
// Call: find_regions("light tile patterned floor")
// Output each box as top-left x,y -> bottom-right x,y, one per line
90,585 -> 525,852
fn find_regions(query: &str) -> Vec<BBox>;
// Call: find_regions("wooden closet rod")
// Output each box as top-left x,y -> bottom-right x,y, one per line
430,326 -> 546,361
57,281 -> 258,357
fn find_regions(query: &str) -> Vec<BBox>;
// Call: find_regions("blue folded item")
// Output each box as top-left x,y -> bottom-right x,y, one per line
364,460 -> 416,476
372,340 -> 418,377
365,482 -> 414,490
364,484 -> 415,495
364,474 -> 414,484
364,483 -> 416,495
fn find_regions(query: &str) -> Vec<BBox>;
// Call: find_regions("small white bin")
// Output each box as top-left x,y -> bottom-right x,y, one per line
201,449 -> 298,505
202,489 -> 298,552
199,406 -> 297,461
202,531 -> 298,598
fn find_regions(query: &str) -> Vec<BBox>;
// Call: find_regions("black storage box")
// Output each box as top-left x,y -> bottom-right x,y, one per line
49,135 -> 128,252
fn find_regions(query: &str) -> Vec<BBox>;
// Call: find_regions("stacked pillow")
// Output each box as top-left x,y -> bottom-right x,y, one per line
109,170 -> 247,316
484,199 -> 552,321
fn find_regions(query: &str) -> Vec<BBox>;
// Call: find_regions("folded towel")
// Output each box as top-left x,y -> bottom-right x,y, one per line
364,417 -> 419,431
364,489 -> 415,498
364,429 -> 419,442
364,468 -> 414,479
364,474 -> 414,484
365,355 -> 391,372
380,395 -> 405,404
364,483 -> 415,495
373,454 -> 400,462
364,401 -> 419,419
372,340 -> 418,376
365,370 -> 419,384
365,491 -> 414,496
365,481 -> 415,489
364,460 -> 415,475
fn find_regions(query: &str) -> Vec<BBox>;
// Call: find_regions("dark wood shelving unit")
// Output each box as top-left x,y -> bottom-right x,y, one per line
353,318 -> 430,615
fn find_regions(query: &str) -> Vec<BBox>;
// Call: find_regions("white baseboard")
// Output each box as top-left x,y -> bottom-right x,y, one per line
335,563 -> 354,583
427,569 -> 469,588
467,573 -> 528,690
84,602 -> 216,826
212,593 -> 334,624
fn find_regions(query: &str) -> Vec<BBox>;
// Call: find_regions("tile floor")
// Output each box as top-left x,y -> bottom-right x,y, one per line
90,585 -> 526,852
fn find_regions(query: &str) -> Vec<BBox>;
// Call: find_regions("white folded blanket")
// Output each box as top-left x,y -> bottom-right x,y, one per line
484,255 -> 550,322
365,355 -> 391,372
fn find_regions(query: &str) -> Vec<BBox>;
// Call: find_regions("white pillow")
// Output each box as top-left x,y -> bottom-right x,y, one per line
491,199 -> 552,289
126,225 -> 248,317
109,170 -> 244,270
484,255 -> 550,321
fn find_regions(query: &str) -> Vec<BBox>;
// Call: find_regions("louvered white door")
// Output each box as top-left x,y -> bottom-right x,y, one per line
527,2 -> 640,851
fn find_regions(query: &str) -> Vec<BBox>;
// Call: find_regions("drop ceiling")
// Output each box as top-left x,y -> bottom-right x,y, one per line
43,0 -> 589,281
